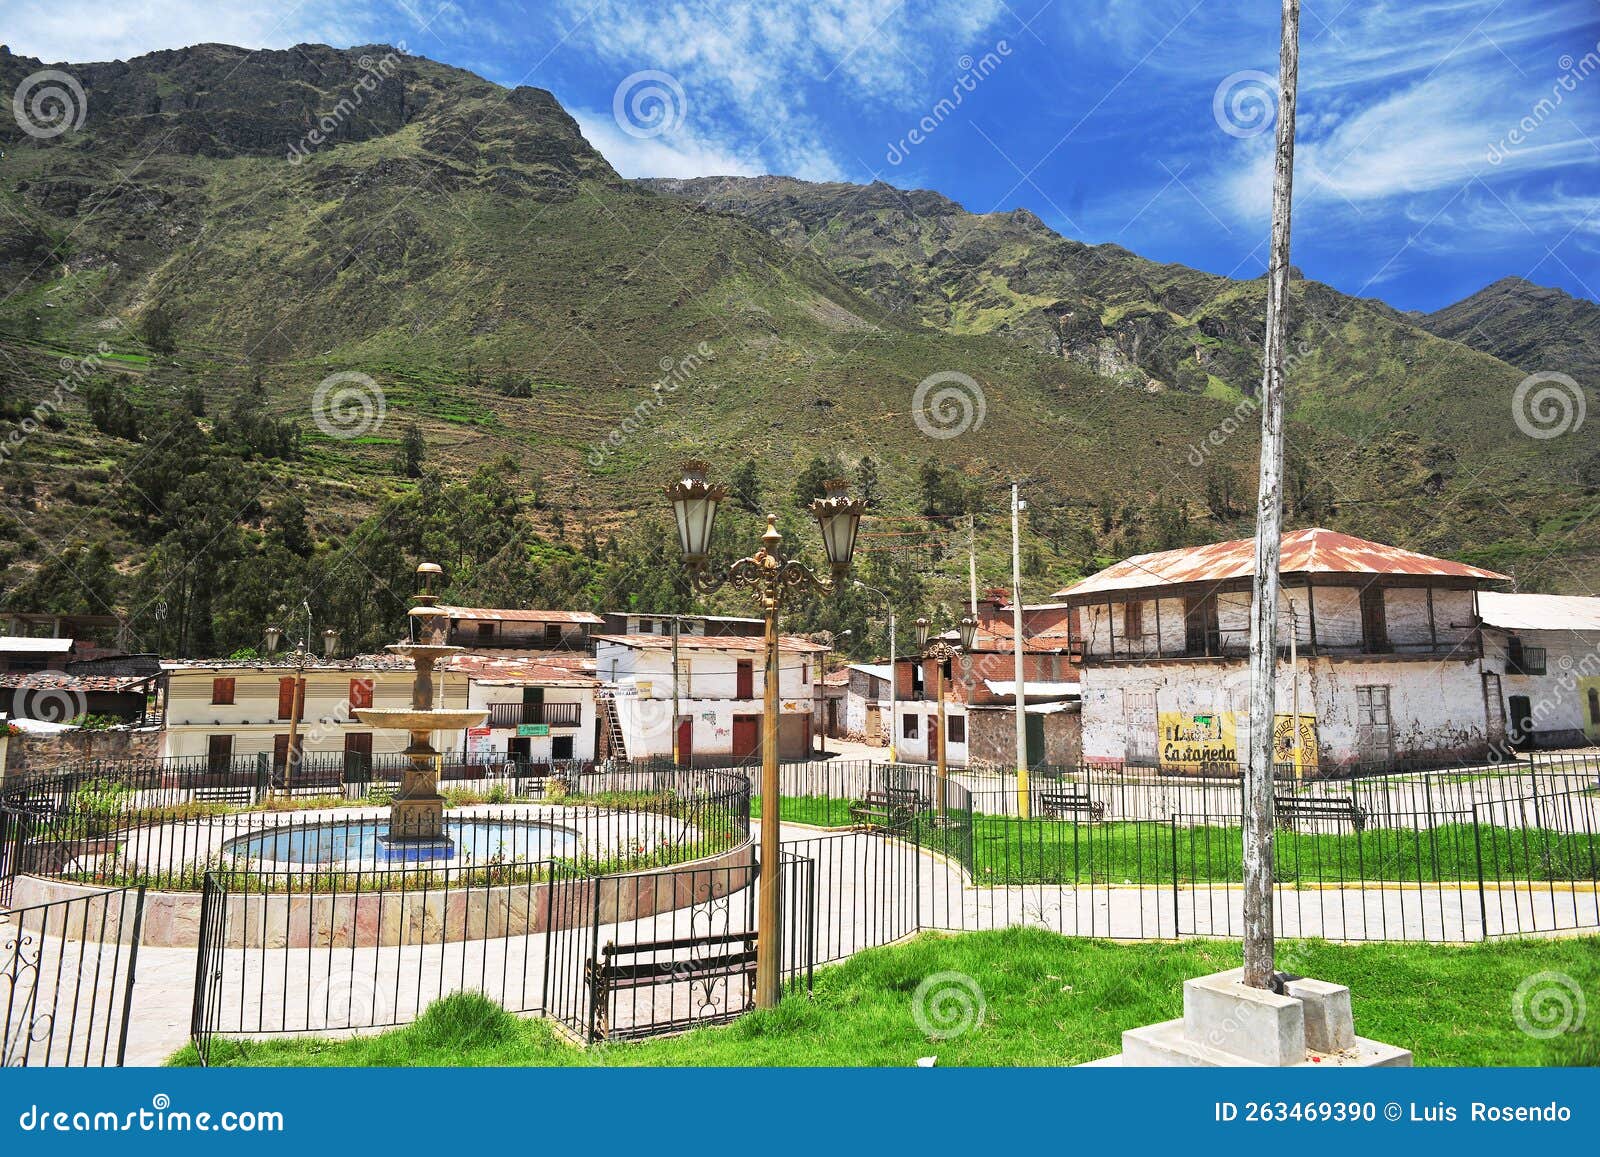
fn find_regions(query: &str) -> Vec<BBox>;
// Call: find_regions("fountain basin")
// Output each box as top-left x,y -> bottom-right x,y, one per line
353,708 -> 488,732
222,817 -> 578,869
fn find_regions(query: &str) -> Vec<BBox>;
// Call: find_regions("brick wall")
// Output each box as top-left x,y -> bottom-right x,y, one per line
2,728 -> 161,779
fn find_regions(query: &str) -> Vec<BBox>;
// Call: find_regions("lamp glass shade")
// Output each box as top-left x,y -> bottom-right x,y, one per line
322,628 -> 341,660
809,479 -> 865,572
263,626 -> 282,655
958,616 -> 978,651
914,617 -> 930,649
665,461 -> 725,564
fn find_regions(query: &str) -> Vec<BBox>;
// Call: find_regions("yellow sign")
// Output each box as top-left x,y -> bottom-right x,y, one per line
1272,713 -> 1319,772
1157,711 -> 1318,772
1159,711 -> 1237,771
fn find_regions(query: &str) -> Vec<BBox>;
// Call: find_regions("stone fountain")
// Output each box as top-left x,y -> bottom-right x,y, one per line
354,563 -> 488,861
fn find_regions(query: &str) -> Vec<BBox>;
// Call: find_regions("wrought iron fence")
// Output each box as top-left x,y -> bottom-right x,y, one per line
2,886 -> 144,1066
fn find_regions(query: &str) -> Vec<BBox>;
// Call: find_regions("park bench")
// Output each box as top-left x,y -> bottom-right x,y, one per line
1276,794 -> 1368,832
192,783 -> 259,807
585,932 -> 758,1039
1038,790 -> 1107,821
848,786 -> 928,831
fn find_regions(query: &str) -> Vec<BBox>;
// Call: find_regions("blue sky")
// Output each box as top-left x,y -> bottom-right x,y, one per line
8,0 -> 1599,311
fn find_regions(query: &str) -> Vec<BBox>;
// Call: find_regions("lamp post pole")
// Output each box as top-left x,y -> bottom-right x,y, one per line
917,616 -> 976,820
666,463 -> 864,1009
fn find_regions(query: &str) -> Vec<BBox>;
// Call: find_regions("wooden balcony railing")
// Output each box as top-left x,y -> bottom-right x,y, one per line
486,701 -> 582,729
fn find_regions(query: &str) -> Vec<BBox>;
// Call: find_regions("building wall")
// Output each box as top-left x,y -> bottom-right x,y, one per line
965,707 -> 1081,768
161,669 -> 472,759
890,700 -> 969,768
1079,655 -> 1492,773
1483,627 -> 1600,746
596,644 -> 815,760
4,727 -> 161,779
463,683 -> 597,763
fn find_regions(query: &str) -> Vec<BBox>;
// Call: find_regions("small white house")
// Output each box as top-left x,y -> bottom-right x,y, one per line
593,633 -> 826,762
1478,592 -> 1600,749
454,654 -> 598,767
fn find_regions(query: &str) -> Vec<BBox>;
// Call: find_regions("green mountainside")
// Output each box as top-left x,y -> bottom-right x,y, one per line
0,43 -> 1595,657
1415,276 -> 1600,391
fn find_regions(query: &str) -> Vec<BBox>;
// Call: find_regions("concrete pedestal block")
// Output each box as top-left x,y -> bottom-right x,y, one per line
1092,968 -> 1411,1068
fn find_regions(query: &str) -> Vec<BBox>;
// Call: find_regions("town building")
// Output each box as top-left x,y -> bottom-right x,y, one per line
431,606 -> 604,652
159,654 -> 471,773
593,633 -> 827,762
1477,592 -> 1600,749
453,653 -> 599,768
890,593 -> 1082,769
1053,528 -> 1510,774
599,612 -> 764,638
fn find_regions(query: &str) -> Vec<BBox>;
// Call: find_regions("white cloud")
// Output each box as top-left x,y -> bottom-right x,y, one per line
573,109 -> 763,180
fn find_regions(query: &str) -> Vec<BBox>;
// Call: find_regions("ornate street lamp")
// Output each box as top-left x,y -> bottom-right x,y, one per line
918,615 -> 978,815
322,627 -> 342,661
263,625 -> 283,656
665,461 -> 865,1009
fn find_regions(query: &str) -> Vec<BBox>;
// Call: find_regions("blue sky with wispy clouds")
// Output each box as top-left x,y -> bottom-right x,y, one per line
7,0 -> 1597,310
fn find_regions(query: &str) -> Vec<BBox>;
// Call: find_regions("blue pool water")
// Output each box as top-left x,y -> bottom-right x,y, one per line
223,819 -> 577,867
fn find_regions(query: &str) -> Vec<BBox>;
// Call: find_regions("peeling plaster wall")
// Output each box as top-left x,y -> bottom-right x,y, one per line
1081,656 -> 1492,772
1483,627 -> 1600,744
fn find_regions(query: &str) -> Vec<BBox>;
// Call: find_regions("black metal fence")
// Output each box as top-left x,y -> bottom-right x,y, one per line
2,886 -> 144,1066
2,763 -> 751,892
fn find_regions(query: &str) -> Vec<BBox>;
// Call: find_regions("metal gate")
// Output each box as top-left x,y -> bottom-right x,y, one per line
2,886 -> 144,1066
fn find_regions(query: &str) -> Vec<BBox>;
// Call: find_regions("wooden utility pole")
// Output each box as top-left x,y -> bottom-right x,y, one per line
1243,0 -> 1301,991
1011,483 -> 1030,818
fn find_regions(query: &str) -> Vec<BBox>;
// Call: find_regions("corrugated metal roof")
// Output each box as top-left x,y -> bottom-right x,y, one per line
0,636 -> 75,653
1054,528 -> 1508,599
434,606 -> 605,625
1478,592 -> 1600,632
846,662 -> 893,682
982,680 -> 1081,699
594,633 -> 830,654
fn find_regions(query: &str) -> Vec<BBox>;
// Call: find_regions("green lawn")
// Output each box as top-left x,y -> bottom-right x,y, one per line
172,928 -> 1599,1067
753,796 -> 1599,884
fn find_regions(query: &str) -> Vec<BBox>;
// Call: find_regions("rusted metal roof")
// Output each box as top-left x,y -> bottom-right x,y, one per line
434,606 -> 605,625
1054,528 -> 1508,600
447,654 -> 596,686
593,633 -> 830,654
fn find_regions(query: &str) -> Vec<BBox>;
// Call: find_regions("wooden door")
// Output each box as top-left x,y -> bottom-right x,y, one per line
1124,687 -> 1158,766
1355,685 -> 1393,768
1508,695 -> 1534,750
1025,713 -> 1046,768
731,715 -> 761,762
676,717 -> 693,766
207,733 -> 234,774
343,731 -> 372,780
926,714 -> 939,764
735,659 -> 754,700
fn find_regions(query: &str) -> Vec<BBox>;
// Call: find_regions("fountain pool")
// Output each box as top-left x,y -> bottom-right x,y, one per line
222,817 -> 578,869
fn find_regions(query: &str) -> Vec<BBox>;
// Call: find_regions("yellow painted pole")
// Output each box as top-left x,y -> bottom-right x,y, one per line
754,590 -> 783,1008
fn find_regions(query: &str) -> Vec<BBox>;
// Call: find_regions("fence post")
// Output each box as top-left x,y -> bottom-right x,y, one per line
1170,815 -> 1180,938
1471,804 -> 1489,941
254,753 -> 268,803
116,886 -> 147,1067
190,873 -> 217,1065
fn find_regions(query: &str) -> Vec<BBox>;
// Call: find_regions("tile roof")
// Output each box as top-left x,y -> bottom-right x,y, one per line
1054,528 -> 1508,599
0,670 -> 157,692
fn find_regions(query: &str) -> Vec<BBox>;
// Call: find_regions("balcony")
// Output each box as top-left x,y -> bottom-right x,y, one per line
486,701 -> 582,729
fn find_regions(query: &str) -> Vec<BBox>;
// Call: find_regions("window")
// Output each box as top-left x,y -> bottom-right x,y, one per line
552,735 -> 574,761
902,713 -> 919,739
1507,639 -> 1547,676
477,622 -> 495,640
1589,687 -> 1600,725
210,677 -> 235,705
736,659 -> 754,699
911,661 -> 925,698
545,624 -> 563,645
1360,587 -> 1389,653
277,676 -> 303,721
1184,593 -> 1220,656
349,678 -> 374,710
947,715 -> 966,744
801,660 -> 809,685
1123,600 -> 1143,642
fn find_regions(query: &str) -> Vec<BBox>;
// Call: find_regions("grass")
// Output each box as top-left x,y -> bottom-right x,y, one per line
752,797 -> 1600,884
171,927 -> 1600,1067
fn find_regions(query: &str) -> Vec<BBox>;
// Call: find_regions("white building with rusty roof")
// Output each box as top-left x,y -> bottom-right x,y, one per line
1052,528 -> 1513,774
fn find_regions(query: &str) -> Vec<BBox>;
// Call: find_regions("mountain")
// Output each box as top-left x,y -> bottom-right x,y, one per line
1415,277 -> 1600,391
0,43 -> 1596,658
